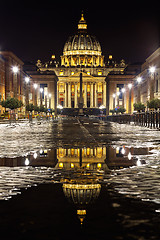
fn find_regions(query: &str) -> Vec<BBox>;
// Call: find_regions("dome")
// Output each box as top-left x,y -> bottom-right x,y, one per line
63,12 -> 102,57
61,12 -> 104,67
63,34 -> 102,56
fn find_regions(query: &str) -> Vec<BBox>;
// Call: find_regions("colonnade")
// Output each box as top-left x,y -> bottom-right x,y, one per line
57,82 -> 106,108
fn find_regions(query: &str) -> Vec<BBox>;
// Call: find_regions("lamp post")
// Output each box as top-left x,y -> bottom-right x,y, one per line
49,93 -> 51,109
121,88 -> 125,108
40,88 -> 43,106
34,83 -> 38,106
137,77 -> 142,102
149,66 -> 156,100
25,77 -> 30,106
117,91 -> 120,107
12,66 -> 19,98
128,83 -> 132,114
113,93 -> 116,109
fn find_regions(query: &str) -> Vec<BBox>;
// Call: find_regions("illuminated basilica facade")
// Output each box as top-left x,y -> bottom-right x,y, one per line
26,13 -> 139,114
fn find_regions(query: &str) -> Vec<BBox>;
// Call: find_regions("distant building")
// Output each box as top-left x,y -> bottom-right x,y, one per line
0,51 -> 28,115
0,13 -> 142,116
134,48 -> 160,105
0,55 -> 5,114
28,12 -> 139,114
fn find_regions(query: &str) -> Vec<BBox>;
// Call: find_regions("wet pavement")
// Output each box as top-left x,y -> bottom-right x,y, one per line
0,117 -> 160,239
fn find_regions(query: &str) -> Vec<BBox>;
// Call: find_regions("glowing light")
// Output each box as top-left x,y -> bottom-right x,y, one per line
25,158 -> 30,166
97,163 -> 101,169
25,77 -> 30,83
117,91 -> 120,96
59,162 -> 63,168
40,88 -> 43,93
12,66 -> 18,73
39,149 -> 43,154
149,66 -> 156,73
49,93 -> 51,98
121,88 -> 125,93
86,163 -> 90,168
113,93 -> 116,98
99,105 -> 105,109
137,77 -> 142,83
71,163 -> 74,168
34,83 -> 38,89
137,159 -> 142,166
33,152 -> 37,159
128,152 -> 132,160
57,104 -> 63,109
121,147 -> 125,155
128,83 -> 132,89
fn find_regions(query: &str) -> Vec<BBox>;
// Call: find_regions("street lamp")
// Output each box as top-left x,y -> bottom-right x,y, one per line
34,83 -> 38,89
149,66 -> 156,74
149,66 -> 156,100
40,88 -> 43,105
121,88 -> 125,108
137,77 -> 142,83
128,83 -> 132,89
12,66 -> 19,97
49,93 -> 51,109
25,77 -> 30,106
33,83 -> 38,106
113,93 -> 116,109
137,77 -> 142,102
25,77 -> 30,83
12,66 -> 19,73
128,83 -> 132,114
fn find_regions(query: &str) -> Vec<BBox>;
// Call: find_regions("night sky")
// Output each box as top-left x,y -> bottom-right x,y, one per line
0,1 -> 159,64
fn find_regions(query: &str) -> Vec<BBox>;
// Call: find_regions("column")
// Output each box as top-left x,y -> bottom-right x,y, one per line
103,82 -> 106,107
90,83 -> 94,108
95,83 -> 98,107
84,83 -> 87,107
65,83 -> 68,107
68,83 -> 71,108
57,83 -> 59,106
74,83 -> 78,108
50,80 -> 57,111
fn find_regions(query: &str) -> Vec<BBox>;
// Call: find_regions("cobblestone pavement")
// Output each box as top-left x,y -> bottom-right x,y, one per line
0,117 -> 160,239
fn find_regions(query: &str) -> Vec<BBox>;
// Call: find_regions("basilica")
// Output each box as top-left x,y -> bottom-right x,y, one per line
27,12 -> 138,115
1,13 -> 141,116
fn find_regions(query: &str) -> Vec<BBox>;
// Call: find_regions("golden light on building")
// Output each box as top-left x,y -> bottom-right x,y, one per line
59,162 -> 64,168
97,163 -> 102,169
71,163 -> 74,168
86,163 -> 90,168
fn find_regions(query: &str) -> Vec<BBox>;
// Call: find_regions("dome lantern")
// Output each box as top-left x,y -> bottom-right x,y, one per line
78,11 -> 87,32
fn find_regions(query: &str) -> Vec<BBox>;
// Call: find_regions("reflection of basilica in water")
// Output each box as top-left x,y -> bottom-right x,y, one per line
0,145 -> 146,224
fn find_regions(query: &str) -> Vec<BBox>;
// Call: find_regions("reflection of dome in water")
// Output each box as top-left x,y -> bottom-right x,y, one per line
63,183 -> 101,224
63,183 -> 101,205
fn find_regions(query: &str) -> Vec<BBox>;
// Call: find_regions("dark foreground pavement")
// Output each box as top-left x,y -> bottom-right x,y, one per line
0,183 -> 160,240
